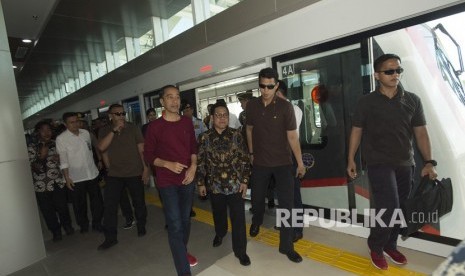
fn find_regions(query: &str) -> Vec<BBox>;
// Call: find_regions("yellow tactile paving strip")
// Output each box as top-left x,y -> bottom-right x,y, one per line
145,193 -> 426,276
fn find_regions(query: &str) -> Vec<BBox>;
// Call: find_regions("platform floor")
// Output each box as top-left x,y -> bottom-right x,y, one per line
9,187 -> 445,276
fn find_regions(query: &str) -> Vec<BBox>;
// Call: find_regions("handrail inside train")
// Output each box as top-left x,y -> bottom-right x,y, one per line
431,23 -> 465,105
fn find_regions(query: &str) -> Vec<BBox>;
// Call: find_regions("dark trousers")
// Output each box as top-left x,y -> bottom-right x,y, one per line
251,165 -> 295,252
36,187 -> 72,234
120,187 -> 134,222
210,192 -> 247,257
71,177 -> 103,230
367,165 -> 412,253
159,183 -> 195,276
103,176 -> 147,240
291,155 -> 303,236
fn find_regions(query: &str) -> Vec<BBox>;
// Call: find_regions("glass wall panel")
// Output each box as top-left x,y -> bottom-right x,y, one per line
167,5 -> 194,39
139,29 -> 155,55
208,0 -> 243,17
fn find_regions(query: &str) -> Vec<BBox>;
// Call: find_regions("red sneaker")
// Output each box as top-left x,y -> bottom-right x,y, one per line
187,253 -> 198,267
369,250 -> 388,270
384,248 -> 407,265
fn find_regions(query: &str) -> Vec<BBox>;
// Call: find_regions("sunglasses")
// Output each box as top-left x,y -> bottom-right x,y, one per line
259,83 -> 276,90
111,112 -> 126,116
379,68 -> 404,75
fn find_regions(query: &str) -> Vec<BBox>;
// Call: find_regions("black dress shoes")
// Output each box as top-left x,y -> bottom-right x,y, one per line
279,249 -> 303,263
64,225 -> 75,235
235,254 -> 251,266
137,227 -> 147,237
213,235 -> 223,247
52,231 -> 62,242
249,224 -> 260,237
98,239 -> 118,250
92,224 -> 103,232
293,232 -> 303,243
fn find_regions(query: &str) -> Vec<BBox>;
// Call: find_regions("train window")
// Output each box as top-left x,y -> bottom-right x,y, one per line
277,44 -> 361,150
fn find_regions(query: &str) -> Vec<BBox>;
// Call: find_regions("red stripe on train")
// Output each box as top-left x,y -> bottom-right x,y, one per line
355,185 -> 370,199
301,177 -> 347,188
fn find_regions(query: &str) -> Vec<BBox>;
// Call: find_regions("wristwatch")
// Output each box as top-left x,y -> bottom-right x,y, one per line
424,160 -> 437,166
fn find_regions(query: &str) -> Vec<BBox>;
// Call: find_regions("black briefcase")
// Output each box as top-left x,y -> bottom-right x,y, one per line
400,176 -> 453,237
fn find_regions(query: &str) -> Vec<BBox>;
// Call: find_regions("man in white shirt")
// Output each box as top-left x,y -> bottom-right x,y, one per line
56,112 -> 104,233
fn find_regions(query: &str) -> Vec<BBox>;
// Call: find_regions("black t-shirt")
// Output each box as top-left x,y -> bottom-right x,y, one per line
352,87 -> 426,166
246,97 -> 296,167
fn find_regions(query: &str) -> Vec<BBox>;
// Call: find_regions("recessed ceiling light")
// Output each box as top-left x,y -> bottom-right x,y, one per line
13,65 -> 17,69
22,39 -> 32,43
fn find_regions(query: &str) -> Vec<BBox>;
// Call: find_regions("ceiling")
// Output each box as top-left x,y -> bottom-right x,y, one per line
2,0 -> 190,116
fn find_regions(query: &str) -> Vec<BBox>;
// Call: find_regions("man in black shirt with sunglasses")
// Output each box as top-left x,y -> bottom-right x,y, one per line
246,67 -> 305,263
347,54 -> 437,270
97,104 -> 149,250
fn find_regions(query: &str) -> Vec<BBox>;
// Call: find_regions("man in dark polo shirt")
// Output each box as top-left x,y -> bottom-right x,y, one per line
246,67 -> 305,263
96,104 -> 149,250
347,54 -> 437,270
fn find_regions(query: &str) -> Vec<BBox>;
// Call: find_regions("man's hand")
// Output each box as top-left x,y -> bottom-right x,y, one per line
421,164 -> 438,180
65,178 -> 75,191
198,185 -> 207,197
182,164 -> 196,185
296,163 -> 305,179
346,160 -> 357,179
113,120 -> 125,134
165,161 -> 188,174
239,183 -> 248,198
141,166 -> 150,185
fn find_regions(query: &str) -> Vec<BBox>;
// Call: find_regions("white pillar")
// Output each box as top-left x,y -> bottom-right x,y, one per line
0,2 -> 46,275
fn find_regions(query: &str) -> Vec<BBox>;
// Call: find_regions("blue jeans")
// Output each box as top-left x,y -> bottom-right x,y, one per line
159,183 -> 195,276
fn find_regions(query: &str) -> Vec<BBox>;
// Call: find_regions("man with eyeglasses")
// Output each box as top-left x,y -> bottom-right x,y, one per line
196,102 -> 251,266
56,112 -> 104,234
347,53 -> 437,270
96,104 -> 149,250
144,85 -> 198,275
246,67 -> 305,263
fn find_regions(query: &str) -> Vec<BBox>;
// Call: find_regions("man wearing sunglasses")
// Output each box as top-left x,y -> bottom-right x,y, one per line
347,54 -> 437,270
246,67 -> 305,263
96,104 -> 149,250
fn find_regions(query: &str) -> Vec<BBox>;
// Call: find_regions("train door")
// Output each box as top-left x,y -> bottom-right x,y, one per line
275,44 -> 366,212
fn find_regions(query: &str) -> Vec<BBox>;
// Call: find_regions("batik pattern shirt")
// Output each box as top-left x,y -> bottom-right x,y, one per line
28,140 -> 65,192
196,127 -> 250,195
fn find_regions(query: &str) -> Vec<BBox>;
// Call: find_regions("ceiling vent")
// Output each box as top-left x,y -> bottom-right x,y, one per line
15,46 -> 29,59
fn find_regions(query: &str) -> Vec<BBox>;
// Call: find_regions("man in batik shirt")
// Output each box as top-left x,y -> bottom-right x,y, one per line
28,120 -> 74,241
196,103 -> 251,266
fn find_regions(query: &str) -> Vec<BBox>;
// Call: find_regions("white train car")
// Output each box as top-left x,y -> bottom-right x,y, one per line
37,0 -> 465,256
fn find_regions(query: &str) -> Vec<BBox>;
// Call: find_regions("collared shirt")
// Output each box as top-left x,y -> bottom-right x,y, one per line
98,122 -> 144,177
352,86 -> 426,166
56,129 -> 99,182
246,96 -> 296,167
28,140 -> 65,192
196,127 -> 250,195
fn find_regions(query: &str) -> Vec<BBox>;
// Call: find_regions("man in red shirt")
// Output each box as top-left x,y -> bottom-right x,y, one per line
144,85 -> 198,276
